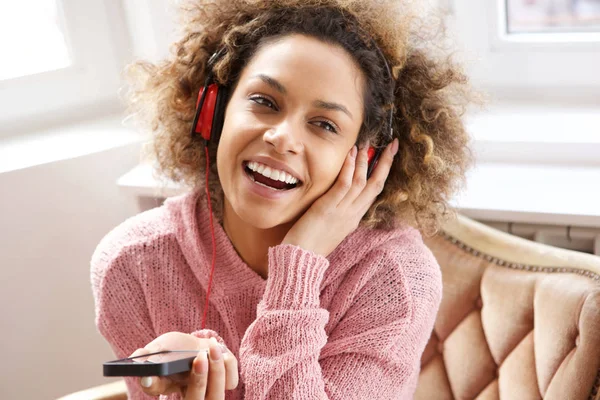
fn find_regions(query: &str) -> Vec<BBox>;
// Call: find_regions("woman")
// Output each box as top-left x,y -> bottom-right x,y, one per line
91,0 -> 473,399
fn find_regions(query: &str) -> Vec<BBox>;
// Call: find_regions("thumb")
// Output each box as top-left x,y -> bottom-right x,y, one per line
129,348 -> 149,358
184,351 -> 209,400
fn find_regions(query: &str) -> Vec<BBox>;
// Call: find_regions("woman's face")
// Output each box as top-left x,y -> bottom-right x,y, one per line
217,34 -> 366,230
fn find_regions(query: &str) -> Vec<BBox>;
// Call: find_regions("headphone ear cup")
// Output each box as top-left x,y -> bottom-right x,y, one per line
366,146 -> 383,179
367,147 -> 376,165
210,86 -> 229,144
194,84 -> 220,141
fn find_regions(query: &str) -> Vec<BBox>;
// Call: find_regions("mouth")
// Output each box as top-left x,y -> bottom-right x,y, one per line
243,161 -> 302,191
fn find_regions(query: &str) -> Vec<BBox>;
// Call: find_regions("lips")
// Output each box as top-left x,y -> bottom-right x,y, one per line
243,162 -> 299,191
243,156 -> 303,184
240,163 -> 302,201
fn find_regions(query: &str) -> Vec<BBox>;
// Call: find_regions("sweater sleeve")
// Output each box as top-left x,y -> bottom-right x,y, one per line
91,242 -> 157,400
238,242 -> 442,400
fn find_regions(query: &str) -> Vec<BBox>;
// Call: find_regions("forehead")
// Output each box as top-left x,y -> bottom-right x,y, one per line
239,34 -> 365,117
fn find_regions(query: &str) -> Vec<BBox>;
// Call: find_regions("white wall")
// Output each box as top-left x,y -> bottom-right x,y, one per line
0,2 -> 176,397
0,142 -> 143,399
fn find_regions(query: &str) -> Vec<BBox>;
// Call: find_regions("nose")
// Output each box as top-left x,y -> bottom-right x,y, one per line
263,118 -> 304,155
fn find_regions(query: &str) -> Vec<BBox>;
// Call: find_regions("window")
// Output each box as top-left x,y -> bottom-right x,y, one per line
442,0 -> 600,167
0,0 -> 131,136
445,0 -> 600,101
0,1 -> 71,81
507,0 -> 600,33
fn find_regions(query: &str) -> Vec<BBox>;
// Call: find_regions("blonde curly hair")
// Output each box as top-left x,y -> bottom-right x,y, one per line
125,0 -> 476,235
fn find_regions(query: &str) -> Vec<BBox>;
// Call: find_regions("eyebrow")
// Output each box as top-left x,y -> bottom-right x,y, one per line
253,73 -> 353,120
255,74 -> 287,94
313,100 -> 353,120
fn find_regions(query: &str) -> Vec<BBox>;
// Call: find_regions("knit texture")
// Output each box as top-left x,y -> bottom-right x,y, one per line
91,189 -> 442,399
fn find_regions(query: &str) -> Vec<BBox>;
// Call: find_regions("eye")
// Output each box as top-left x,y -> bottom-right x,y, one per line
311,120 -> 339,134
250,95 -> 278,111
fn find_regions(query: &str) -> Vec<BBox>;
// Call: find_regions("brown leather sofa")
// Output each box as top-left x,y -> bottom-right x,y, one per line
60,215 -> 600,400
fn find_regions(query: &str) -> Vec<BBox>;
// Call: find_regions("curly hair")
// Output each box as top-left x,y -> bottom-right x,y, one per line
125,0 -> 476,235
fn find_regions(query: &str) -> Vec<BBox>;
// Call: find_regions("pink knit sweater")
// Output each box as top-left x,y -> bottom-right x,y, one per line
91,189 -> 442,399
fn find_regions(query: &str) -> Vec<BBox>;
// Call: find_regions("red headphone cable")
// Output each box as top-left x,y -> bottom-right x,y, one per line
200,143 -> 217,330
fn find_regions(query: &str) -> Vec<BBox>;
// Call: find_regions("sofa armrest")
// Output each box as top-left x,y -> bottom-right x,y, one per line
57,380 -> 127,400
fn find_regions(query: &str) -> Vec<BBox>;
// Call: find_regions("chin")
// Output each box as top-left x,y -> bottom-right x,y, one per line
231,201 -> 294,230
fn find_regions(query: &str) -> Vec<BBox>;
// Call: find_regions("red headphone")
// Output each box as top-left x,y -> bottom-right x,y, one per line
190,52 -> 390,179
190,84 -> 229,144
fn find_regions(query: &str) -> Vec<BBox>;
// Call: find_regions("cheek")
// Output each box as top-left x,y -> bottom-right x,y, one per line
219,107 -> 265,151
217,113 -> 253,166
309,150 -> 347,190
216,128 -> 242,186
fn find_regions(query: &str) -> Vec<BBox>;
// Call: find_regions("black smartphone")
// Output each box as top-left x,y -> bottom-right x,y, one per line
103,350 -> 203,377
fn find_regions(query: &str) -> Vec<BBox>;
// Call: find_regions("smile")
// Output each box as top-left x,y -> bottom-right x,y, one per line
243,161 -> 302,191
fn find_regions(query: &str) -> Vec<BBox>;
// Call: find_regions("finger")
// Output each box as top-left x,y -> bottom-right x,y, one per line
355,138 -> 398,210
355,140 -> 370,178
184,351 -> 209,400
140,333 -> 170,354
321,145 -> 357,208
343,140 -> 370,203
136,346 -> 180,396
140,375 -> 180,396
206,337 -> 226,399
167,371 -> 191,385
132,349 -> 173,396
128,347 -> 150,359
193,330 -> 212,339
202,340 -> 237,390
222,347 -> 239,390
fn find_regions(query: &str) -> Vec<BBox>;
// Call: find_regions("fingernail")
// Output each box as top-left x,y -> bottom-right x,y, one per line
350,146 -> 357,158
219,343 -> 229,354
140,376 -> 153,388
194,351 -> 208,374
129,349 -> 141,360
209,337 -> 222,361
391,138 -> 399,156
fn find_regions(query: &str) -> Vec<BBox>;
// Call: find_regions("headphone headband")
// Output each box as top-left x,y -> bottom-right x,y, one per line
370,41 -> 395,142
206,48 -> 226,71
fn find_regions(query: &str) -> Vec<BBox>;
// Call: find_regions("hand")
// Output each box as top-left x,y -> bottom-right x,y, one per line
130,331 -> 238,399
282,138 -> 399,257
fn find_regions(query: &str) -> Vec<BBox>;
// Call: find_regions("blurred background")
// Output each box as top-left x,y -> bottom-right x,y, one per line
0,0 -> 598,398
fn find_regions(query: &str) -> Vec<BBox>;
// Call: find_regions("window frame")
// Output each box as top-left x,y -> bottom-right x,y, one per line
491,0 -> 600,49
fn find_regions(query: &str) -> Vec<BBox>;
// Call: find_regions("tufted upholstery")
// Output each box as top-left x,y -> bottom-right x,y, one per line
418,215 -> 600,400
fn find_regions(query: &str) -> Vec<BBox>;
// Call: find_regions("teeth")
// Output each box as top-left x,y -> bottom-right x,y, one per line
246,161 -> 299,184
263,166 -> 272,179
